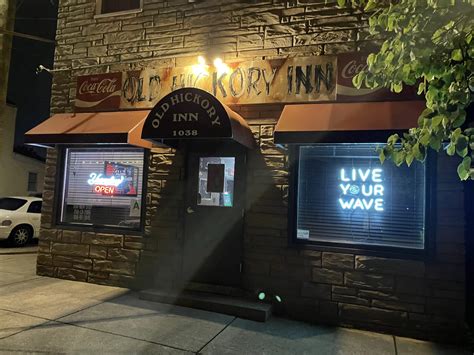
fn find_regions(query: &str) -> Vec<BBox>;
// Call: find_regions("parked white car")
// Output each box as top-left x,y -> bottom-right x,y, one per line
0,197 -> 42,247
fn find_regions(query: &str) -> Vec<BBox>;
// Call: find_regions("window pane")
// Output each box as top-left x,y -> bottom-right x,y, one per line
60,148 -> 144,230
28,172 -> 38,192
101,0 -> 140,14
296,144 -> 426,249
0,198 -> 27,211
27,201 -> 42,214
197,157 -> 235,207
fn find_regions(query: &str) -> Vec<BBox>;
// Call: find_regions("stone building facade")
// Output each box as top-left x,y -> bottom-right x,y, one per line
33,0 -> 467,343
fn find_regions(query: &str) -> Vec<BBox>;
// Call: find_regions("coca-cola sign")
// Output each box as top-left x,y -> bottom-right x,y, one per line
75,73 -> 122,111
337,52 -> 417,101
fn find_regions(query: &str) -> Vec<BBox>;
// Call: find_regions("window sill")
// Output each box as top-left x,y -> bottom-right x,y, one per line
55,223 -> 144,237
94,8 -> 142,19
288,239 -> 432,261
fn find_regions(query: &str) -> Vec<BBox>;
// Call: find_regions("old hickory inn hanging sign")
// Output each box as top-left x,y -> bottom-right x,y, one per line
142,87 -> 232,141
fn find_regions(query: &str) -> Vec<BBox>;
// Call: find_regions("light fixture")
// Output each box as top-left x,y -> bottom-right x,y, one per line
192,56 -> 209,77
213,57 -> 230,76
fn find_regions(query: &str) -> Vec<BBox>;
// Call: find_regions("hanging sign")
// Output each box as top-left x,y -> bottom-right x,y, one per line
142,87 -> 232,141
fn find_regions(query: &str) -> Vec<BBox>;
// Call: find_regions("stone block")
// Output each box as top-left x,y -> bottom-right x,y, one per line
345,272 -> 394,291
56,267 -> 88,281
332,294 -> 370,306
104,30 -> 145,44
37,253 -> 53,266
51,243 -> 89,257
332,286 -> 356,296
355,256 -> 425,277
372,299 -> 424,313
107,248 -> 140,262
93,260 -> 136,276
301,282 -> 331,300
322,252 -> 354,270
82,233 -> 123,247
37,265 -> 54,277
41,229 -> 58,241
61,230 -> 82,244
312,268 -> 343,285
89,245 -> 107,259
339,303 -> 408,326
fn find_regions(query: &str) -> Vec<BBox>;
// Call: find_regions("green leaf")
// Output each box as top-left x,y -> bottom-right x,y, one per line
446,142 -> 456,156
387,134 -> 399,145
455,135 -> 469,157
406,152 -> 415,166
451,49 -> 463,62
431,115 -> 443,128
392,81 -> 403,93
336,0 -> 346,7
379,149 -> 386,164
420,131 -> 431,146
452,111 -> 466,128
457,156 -> 472,180
352,72 -> 365,89
429,135 -> 442,151
364,0 -> 377,11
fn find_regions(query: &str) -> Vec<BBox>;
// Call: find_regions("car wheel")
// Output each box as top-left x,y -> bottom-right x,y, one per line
8,225 -> 32,247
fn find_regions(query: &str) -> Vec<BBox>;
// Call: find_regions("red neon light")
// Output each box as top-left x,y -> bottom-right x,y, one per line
94,185 -> 116,195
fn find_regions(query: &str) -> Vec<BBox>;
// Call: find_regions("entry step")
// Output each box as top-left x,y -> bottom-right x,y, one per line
139,289 -> 272,322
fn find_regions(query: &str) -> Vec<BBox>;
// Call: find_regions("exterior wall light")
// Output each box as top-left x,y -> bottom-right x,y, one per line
191,56 -> 209,77
213,57 -> 230,76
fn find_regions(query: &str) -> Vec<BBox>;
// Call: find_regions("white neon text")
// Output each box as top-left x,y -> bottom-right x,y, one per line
87,173 -> 124,187
338,168 -> 384,212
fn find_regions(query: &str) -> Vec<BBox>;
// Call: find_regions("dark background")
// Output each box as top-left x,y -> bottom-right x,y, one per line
7,0 -> 58,159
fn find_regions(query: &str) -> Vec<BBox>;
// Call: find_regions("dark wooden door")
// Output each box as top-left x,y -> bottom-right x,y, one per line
182,142 -> 245,287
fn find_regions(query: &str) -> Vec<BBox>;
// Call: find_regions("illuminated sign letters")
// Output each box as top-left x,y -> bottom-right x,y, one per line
88,173 -> 124,195
338,168 -> 384,212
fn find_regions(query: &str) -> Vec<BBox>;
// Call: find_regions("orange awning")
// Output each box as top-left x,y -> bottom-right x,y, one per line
274,101 -> 425,143
25,111 -> 154,149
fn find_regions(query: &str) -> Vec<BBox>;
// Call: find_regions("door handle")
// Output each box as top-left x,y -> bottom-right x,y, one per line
187,207 -> 195,214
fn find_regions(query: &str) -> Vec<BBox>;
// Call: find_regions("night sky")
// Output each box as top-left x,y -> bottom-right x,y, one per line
7,0 -> 58,156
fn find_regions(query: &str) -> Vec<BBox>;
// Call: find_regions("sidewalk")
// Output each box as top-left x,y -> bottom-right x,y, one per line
0,252 -> 470,354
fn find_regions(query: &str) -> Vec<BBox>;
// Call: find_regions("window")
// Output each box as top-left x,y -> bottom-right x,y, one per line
28,172 -> 38,192
0,198 -> 27,211
293,144 -> 427,250
96,0 -> 141,16
27,201 -> 42,214
59,147 -> 145,230
197,157 -> 235,207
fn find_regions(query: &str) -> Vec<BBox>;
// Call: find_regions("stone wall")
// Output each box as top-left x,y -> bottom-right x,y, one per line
37,0 -> 468,343
235,104 -> 466,342
51,0 -> 367,113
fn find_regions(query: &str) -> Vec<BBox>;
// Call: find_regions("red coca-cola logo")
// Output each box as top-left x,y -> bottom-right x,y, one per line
341,59 -> 367,79
78,78 -> 118,95
75,72 -> 122,111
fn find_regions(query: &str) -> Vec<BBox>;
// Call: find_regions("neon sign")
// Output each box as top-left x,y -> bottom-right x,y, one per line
338,168 -> 384,212
87,173 -> 124,187
88,173 -> 124,195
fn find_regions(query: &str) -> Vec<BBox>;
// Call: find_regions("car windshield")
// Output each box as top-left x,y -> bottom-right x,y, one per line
0,198 -> 28,211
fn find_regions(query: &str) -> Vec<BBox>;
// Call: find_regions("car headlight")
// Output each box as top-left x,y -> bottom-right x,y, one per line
1,220 -> 12,226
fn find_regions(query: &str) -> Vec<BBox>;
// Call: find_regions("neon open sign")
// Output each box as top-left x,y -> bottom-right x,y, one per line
88,173 -> 124,195
339,168 -> 384,212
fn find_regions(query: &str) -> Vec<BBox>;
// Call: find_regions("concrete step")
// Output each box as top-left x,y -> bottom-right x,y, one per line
139,289 -> 272,322
185,282 -> 246,297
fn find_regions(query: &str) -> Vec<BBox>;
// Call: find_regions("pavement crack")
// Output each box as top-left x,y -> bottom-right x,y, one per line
195,316 -> 237,354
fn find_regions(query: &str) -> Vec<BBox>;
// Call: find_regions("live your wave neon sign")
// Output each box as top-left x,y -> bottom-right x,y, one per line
338,168 -> 384,212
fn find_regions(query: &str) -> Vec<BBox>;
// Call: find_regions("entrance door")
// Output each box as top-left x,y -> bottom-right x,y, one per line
182,142 -> 246,287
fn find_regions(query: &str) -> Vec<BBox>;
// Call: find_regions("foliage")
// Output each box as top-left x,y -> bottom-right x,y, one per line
337,0 -> 474,180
